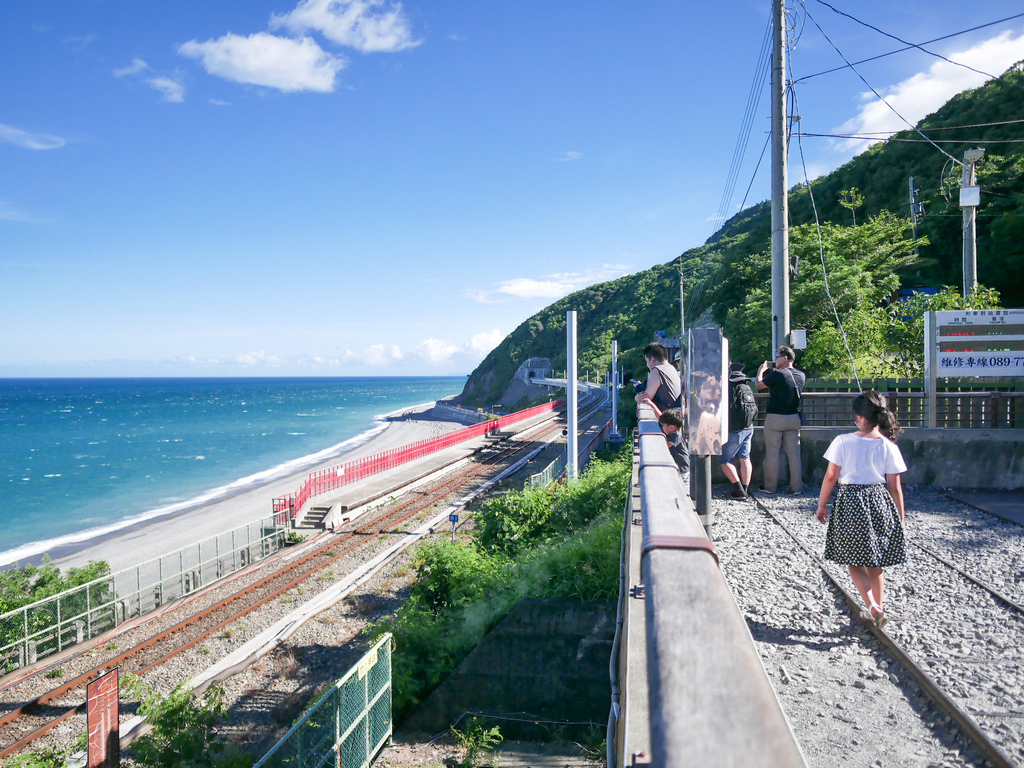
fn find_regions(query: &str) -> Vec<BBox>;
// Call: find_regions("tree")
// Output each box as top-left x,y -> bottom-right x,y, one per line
718,211 -> 923,375
838,187 -> 865,225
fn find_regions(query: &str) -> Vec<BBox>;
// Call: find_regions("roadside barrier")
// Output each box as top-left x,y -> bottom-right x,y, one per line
254,633 -> 393,768
273,400 -> 562,521
610,403 -> 805,767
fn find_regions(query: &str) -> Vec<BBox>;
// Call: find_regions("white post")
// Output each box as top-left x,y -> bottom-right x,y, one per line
925,311 -> 938,428
771,0 -> 790,354
611,340 -> 619,436
567,311 -> 579,479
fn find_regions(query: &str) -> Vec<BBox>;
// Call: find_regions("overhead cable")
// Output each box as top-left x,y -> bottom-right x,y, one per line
794,12 -> 1024,83
814,0 -> 1024,93
799,2 -> 963,166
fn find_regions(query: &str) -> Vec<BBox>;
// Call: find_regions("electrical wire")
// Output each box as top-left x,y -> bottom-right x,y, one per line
799,1 -> 963,167
791,85 -> 862,389
794,12 -> 1024,84
813,0 -> 1024,93
799,133 -> 1024,144
688,17 -> 775,327
710,17 -> 773,239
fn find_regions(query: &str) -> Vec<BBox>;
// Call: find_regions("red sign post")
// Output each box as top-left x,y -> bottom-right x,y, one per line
86,667 -> 120,768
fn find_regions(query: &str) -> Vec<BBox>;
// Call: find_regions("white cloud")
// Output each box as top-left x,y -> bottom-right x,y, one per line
497,278 -> 574,299
469,329 -> 504,354
270,0 -> 420,53
234,350 -> 285,366
113,58 -> 149,77
468,265 -> 631,304
148,76 -> 185,103
362,343 -> 404,366
0,123 -> 65,150
836,31 -> 1024,154
0,199 -> 47,223
178,32 -> 345,92
411,338 -> 461,364
557,150 -> 583,162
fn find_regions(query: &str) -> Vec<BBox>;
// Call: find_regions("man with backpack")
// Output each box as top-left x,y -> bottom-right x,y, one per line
721,363 -> 758,499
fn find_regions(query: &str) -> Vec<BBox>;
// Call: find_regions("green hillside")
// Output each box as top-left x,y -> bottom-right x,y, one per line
461,64 -> 1024,407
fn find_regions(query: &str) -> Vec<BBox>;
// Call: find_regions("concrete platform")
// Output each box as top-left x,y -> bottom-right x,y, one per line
946,490 -> 1024,526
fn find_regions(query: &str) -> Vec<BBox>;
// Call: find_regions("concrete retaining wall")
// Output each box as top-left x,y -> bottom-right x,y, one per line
401,599 -> 614,739
712,428 -> 1024,490
432,403 -> 492,425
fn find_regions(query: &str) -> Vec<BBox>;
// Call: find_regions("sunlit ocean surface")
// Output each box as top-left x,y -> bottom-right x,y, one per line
0,377 -> 463,567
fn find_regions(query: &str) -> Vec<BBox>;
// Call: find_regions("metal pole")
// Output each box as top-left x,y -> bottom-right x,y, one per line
925,311 -> 938,429
699,456 -> 713,538
611,340 -> 619,437
567,311 -> 579,479
961,149 -> 983,298
771,0 -> 790,353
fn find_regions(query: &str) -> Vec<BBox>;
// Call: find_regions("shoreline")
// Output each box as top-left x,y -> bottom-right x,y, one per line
11,402 -> 463,574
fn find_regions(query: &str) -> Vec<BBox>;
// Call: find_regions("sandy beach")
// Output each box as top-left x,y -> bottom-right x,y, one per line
45,403 -> 466,574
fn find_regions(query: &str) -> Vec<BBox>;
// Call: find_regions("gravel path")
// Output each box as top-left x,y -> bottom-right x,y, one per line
714,483 -> 1024,768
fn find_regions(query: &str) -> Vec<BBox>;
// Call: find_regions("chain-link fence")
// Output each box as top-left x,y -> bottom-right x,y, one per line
1,513 -> 289,675
254,634 -> 393,768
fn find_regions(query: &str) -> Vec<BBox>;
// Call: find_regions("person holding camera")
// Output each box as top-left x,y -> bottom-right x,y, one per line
756,345 -> 805,495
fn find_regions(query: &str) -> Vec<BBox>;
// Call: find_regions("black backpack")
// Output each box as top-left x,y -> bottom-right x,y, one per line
729,380 -> 758,430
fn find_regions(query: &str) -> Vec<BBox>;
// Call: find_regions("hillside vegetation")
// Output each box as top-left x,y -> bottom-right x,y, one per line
461,64 -> 1023,407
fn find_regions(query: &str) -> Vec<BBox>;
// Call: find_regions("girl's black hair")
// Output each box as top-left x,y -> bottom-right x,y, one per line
853,390 -> 902,441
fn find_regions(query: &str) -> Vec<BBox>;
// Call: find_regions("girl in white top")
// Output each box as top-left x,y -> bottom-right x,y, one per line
816,390 -> 907,628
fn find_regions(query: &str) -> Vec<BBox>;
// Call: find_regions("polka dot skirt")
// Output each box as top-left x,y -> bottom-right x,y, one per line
824,483 -> 906,568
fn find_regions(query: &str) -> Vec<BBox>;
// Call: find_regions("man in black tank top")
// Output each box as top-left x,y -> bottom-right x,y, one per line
756,345 -> 805,494
635,343 -> 689,490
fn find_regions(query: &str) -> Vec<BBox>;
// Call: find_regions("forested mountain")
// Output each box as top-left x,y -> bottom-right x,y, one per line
461,64 -> 1024,408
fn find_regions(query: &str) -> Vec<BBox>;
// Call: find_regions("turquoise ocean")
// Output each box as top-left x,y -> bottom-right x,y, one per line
0,377 -> 464,568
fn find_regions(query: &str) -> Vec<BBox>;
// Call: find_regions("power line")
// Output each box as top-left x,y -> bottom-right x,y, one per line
801,133 -> 1024,144
799,1 -> 962,166
711,17 -> 773,238
794,12 -> 1024,83
791,85 -> 862,387
813,0 -> 1024,93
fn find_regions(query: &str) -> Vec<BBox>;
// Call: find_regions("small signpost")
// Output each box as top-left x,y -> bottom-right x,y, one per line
924,309 -> 1024,427
87,667 -> 120,768
449,513 -> 459,542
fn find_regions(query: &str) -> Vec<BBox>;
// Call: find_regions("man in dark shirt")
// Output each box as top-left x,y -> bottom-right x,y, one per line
755,345 -> 805,494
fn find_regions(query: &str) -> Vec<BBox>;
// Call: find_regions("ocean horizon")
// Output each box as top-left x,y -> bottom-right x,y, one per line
0,376 -> 464,569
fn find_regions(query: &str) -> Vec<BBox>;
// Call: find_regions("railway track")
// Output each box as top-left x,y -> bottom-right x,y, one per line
746,491 -> 1024,767
0,403 -> 607,761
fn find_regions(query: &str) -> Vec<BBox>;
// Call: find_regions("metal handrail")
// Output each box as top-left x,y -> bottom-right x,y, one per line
621,403 -> 805,767
1,513 -> 288,676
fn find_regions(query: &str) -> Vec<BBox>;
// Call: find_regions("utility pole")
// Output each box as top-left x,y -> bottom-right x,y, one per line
961,148 -> 984,298
771,0 -> 790,355
679,265 -> 686,377
611,340 -> 619,437
566,311 -> 579,480
908,177 -> 922,253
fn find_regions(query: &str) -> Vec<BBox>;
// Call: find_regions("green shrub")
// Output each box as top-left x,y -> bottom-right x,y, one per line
371,450 -> 630,718
121,677 -> 252,767
475,451 -> 629,556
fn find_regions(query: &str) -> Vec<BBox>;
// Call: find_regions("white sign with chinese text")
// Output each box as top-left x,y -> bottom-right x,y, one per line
934,309 -> 1024,378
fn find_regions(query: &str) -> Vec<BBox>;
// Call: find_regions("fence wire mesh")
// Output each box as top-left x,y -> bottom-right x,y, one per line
1,514 -> 289,675
254,634 -> 393,768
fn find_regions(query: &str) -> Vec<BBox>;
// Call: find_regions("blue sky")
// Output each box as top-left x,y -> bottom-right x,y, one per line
3,1 -> 1023,377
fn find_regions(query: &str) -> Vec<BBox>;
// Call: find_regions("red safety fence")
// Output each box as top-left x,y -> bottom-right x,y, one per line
272,400 -> 563,523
